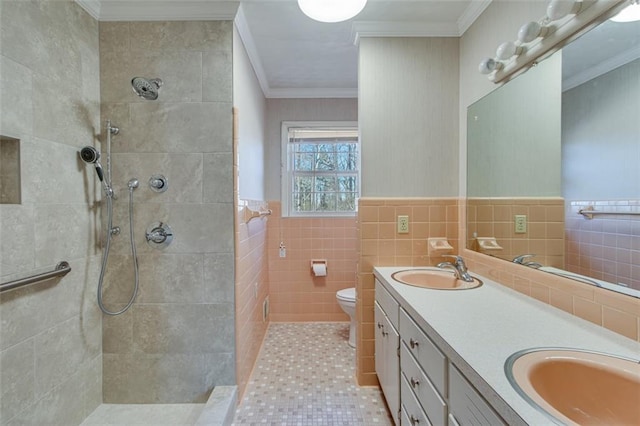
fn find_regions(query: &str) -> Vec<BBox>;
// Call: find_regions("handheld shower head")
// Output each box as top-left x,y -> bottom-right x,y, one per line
80,146 -> 100,164
131,77 -> 163,100
79,146 -> 105,182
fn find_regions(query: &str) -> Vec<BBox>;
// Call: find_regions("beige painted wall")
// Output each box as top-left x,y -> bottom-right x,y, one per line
359,37 -> 459,197
0,1 -> 103,423
233,25 -> 267,201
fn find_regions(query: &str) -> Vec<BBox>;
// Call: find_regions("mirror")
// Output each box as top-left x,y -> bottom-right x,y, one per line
467,15 -> 640,298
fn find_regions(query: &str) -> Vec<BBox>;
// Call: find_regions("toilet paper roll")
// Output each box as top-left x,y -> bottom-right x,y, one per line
312,263 -> 327,277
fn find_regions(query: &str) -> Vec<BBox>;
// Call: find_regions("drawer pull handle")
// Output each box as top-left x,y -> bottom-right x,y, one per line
377,322 -> 383,329
410,414 -> 420,425
410,377 -> 420,388
409,338 -> 419,349
382,330 -> 388,337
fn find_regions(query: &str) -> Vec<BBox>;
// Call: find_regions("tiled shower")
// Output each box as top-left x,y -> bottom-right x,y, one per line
0,1 -> 236,423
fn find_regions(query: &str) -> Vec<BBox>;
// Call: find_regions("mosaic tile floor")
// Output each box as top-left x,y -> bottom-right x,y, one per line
233,323 -> 393,426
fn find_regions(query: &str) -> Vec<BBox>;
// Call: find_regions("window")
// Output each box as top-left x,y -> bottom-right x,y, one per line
282,121 -> 359,217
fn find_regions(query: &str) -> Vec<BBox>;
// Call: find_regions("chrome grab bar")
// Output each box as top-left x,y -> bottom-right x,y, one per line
578,208 -> 640,219
0,261 -> 71,293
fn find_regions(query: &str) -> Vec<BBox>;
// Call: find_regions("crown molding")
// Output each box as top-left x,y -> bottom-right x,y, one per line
457,0 -> 492,35
563,43 -> 640,91
266,87 -> 358,99
350,0 -> 492,44
234,4 -> 271,97
236,4 -> 358,98
351,21 -> 460,45
75,0 -> 239,21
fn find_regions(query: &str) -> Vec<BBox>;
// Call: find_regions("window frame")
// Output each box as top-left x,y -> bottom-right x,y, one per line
281,121 -> 360,218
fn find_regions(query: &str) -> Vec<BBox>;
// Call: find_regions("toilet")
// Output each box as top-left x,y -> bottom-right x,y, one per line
336,287 -> 356,347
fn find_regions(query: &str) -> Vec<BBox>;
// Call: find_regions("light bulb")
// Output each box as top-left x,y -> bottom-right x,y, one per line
298,0 -> 367,23
518,21 -> 547,43
478,58 -> 502,75
496,41 -> 521,60
546,0 -> 579,21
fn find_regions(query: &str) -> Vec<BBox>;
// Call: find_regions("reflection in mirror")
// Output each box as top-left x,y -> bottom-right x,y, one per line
0,136 -> 21,204
467,16 -> 640,298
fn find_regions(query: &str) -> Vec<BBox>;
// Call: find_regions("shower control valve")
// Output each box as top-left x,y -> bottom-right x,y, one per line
148,174 -> 168,193
145,222 -> 173,249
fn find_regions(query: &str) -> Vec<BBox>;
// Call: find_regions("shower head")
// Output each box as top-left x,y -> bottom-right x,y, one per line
79,146 -> 104,182
131,77 -> 163,100
80,146 -> 100,164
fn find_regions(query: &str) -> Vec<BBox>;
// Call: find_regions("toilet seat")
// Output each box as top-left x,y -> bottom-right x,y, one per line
336,288 -> 356,302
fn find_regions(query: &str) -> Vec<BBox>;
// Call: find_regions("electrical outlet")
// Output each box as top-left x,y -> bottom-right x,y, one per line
514,215 -> 527,234
397,215 -> 409,234
279,242 -> 286,258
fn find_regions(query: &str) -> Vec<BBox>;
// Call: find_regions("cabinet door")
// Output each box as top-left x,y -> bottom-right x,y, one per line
449,364 -> 505,426
375,302 -> 400,424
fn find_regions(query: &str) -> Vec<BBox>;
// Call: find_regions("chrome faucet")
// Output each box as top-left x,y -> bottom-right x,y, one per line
437,255 -> 474,282
512,254 -> 542,269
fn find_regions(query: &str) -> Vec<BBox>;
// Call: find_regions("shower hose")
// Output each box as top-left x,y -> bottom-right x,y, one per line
97,184 -> 139,315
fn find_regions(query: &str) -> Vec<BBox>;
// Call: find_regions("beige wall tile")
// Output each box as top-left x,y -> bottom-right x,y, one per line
602,307 -> 638,340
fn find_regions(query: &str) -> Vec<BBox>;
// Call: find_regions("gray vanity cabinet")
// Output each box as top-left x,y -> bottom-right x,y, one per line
374,281 -> 400,424
375,278 -> 504,426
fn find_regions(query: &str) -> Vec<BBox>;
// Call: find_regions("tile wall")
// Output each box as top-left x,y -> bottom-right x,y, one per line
566,200 -> 640,291
266,202 -> 357,322
466,198 -> 565,268
463,248 -> 640,341
99,20 -> 236,403
0,1 -> 103,424
235,197 -> 269,399
356,198 -> 459,385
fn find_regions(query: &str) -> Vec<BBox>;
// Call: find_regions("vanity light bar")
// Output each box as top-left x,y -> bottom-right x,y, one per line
479,0 -> 625,83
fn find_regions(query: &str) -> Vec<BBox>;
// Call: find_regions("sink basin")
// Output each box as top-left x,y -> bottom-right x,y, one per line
505,348 -> 640,425
391,269 -> 482,290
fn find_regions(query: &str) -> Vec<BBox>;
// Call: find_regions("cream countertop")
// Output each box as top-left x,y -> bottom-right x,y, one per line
373,266 -> 640,426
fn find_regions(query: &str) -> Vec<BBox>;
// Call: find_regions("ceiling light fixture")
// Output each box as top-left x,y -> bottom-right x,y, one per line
546,0 -> 580,21
610,0 -> 640,22
478,58 -> 503,75
297,0 -> 367,23
517,21 -> 548,43
496,41 -> 523,60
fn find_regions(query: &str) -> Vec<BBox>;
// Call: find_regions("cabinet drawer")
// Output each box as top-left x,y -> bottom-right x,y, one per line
376,279 -> 399,328
449,364 -> 505,426
401,343 -> 447,426
401,373 -> 432,426
400,308 -> 447,397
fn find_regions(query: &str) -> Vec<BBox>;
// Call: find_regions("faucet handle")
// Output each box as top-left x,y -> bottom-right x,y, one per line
513,254 -> 536,264
442,254 -> 463,264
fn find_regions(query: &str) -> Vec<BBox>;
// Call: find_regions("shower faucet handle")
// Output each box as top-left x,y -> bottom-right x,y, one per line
145,222 -> 173,249
149,174 -> 168,193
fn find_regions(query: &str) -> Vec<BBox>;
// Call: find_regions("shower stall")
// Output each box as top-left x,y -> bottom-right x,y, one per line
0,2 -> 237,423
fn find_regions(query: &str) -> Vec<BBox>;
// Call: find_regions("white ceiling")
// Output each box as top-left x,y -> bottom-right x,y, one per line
76,0 -> 491,98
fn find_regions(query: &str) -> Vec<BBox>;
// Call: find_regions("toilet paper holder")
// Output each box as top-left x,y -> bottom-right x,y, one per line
311,259 -> 328,276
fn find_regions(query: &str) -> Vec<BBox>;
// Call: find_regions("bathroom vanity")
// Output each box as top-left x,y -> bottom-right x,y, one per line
373,266 -> 640,425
